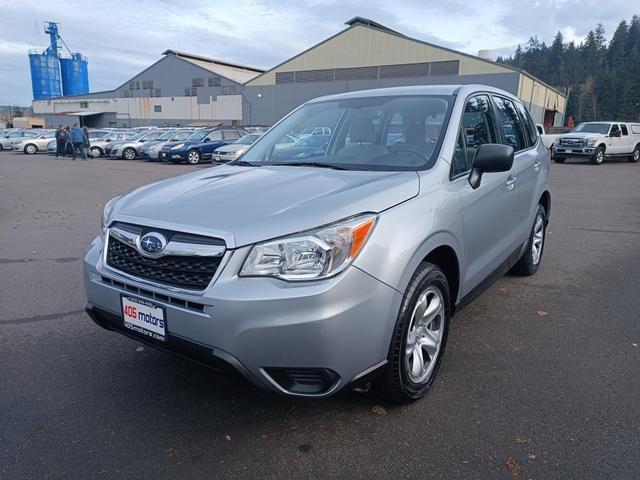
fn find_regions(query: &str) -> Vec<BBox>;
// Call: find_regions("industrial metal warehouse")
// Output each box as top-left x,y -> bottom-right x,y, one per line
32,17 -> 566,128
32,50 -> 265,127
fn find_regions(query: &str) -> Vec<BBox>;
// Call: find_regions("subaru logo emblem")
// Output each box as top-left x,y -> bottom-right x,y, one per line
138,232 -> 167,257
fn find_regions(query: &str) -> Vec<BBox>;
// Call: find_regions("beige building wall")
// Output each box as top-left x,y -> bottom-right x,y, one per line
518,73 -> 566,114
248,25 -> 513,86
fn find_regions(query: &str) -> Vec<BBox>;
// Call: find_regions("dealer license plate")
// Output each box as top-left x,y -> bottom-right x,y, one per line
121,295 -> 166,342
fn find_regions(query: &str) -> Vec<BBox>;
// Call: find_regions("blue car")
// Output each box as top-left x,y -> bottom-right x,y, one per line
159,128 -> 246,165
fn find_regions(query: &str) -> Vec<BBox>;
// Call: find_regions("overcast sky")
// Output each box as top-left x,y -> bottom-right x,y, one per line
0,0 -> 637,105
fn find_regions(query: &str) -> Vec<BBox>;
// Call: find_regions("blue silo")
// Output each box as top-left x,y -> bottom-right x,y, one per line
28,21 -> 89,100
60,53 -> 89,96
29,51 -> 62,100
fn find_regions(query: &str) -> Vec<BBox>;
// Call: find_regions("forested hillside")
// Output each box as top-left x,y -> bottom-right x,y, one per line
497,14 -> 640,124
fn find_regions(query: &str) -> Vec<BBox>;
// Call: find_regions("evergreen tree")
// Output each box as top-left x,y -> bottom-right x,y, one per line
498,14 -> 640,123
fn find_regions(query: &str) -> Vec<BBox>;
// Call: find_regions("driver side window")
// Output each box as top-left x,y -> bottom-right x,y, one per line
454,95 -> 498,175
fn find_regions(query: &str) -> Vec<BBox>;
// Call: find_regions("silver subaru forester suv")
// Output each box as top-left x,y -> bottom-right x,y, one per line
84,85 -> 550,402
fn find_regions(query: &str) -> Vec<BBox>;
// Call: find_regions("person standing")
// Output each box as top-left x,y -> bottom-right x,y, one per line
82,126 -> 91,160
70,124 -> 87,160
55,125 -> 66,158
64,126 -> 74,158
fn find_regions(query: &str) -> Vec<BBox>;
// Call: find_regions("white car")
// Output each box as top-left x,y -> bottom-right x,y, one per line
107,130 -> 167,160
13,129 -> 57,154
535,124 -> 561,150
0,130 -> 41,151
553,121 -> 640,164
89,131 -> 136,158
212,133 -> 262,162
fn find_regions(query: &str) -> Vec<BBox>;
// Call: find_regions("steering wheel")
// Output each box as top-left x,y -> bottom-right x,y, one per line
389,147 -> 428,162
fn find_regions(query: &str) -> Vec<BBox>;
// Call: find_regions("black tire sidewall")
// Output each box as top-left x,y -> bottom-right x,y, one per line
630,145 -> 640,163
383,263 -> 450,402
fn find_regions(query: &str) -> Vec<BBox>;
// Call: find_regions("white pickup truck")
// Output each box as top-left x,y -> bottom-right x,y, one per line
552,121 -> 640,165
536,124 -> 561,150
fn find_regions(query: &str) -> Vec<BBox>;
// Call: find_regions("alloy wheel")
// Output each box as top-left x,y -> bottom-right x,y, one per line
123,148 -> 136,160
405,287 -> 445,384
531,214 -> 544,265
187,150 -> 201,164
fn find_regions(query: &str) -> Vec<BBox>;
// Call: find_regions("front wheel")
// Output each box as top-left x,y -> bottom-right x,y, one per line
511,205 -> 546,276
24,144 -> 37,154
375,262 -> 450,403
90,147 -> 102,158
591,146 -> 605,165
186,149 -> 201,165
553,157 -> 566,163
122,147 -> 137,160
629,145 -> 640,163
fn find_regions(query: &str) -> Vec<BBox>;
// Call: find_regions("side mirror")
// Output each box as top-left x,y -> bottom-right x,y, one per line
106,139 -> 111,142
468,143 -> 514,190
203,138 -> 210,143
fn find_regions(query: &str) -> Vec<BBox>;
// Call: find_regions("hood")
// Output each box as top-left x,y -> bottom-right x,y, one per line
558,132 -> 601,138
215,143 -> 249,154
112,165 -> 419,248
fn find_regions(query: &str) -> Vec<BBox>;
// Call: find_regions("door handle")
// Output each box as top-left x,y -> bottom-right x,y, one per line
506,175 -> 517,191
533,161 -> 541,172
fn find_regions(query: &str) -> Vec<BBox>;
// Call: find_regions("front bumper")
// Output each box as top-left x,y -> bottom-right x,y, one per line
552,146 -> 595,157
83,236 -> 400,397
141,150 -> 161,161
159,150 -> 186,162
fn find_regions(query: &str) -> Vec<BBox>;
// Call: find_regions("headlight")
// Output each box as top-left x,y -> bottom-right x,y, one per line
171,143 -> 185,150
586,138 -> 598,146
240,214 -> 377,281
101,195 -> 123,233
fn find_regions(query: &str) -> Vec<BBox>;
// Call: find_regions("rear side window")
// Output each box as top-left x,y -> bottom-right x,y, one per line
493,96 -> 527,152
514,101 -> 538,147
621,124 -> 628,136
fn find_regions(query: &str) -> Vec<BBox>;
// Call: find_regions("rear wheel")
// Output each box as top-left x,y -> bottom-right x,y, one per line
511,205 -> 546,276
123,147 -> 137,160
376,262 -> 450,403
186,149 -> 201,165
24,144 -> 37,154
629,145 -> 640,163
591,146 -> 605,165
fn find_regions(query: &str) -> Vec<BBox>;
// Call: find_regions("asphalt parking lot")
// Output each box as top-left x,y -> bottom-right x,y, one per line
1,152 -> 639,479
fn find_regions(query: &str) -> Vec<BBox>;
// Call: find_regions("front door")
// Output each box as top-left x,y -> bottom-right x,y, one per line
608,124 -> 623,154
454,94 -> 520,295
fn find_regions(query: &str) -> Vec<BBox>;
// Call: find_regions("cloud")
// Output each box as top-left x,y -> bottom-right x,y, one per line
0,0 -> 637,105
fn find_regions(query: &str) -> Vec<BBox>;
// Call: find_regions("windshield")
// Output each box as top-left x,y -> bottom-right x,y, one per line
573,123 -> 610,134
186,129 -> 212,142
128,133 -> 146,141
240,95 -> 453,170
236,134 -> 260,145
157,130 -> 177,141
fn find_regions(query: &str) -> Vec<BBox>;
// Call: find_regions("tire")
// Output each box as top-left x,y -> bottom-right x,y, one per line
122,147 -> 137,160
90,147 -> 102,158
553,157 -> 566,163
629,145 -> 640,163
511,205 -> 546,276
591,146 -> 605,165
186,149 -> 201,165
24,144 -> 37,154
375,262 -> 450,403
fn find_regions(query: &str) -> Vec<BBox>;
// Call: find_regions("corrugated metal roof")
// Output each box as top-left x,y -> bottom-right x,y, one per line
163,50 -> 264,84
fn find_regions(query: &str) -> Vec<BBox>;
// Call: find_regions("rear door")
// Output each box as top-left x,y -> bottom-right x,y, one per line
497,96 -> 541,241
620,124 -> 633,154
454,94 -> 520,294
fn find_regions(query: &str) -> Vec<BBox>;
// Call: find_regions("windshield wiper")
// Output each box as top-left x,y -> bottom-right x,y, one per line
269,161 -> 348,170
230,160 -> 259,167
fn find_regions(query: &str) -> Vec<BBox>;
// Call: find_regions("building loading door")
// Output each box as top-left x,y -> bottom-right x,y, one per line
543,109 -> 555,127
